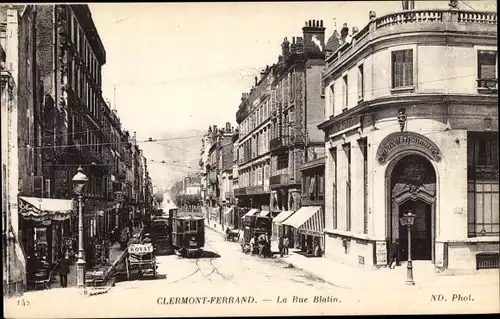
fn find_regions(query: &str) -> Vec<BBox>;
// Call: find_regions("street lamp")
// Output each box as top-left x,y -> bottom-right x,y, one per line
72,166 -> 88,289
399,211 -> 416,285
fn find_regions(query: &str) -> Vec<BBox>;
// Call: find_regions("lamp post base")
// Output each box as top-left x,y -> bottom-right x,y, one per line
406,261 -> 415,285
76,259 -> 86,289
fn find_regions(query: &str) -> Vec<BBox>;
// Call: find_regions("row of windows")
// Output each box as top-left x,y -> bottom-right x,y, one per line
238,125 -> 272,164
239,72 -> 298,137
330,138 -> 368,234
238,163 -> 270,188
69,57 -> 100,122
327,49 -> 498,116
69,13 -> 101,86
326,133 -> 498,237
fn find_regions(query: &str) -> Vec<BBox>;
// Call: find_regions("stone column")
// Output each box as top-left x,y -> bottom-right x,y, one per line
270,190 -> 277,211
289,188 -> 301,211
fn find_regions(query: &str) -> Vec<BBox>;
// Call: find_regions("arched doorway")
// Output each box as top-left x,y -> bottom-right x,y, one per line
387,154 -> 437,262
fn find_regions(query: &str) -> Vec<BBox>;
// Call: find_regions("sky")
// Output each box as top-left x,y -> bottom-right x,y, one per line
87,0 -> 496,188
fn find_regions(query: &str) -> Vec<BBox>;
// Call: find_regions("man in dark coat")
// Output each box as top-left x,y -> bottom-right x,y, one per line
278,236 -> 284,257
388,239 -> 400,269
57,254 -> 70,288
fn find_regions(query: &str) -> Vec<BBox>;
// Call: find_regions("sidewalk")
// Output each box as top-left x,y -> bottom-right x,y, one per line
268,241 -> 499,290
206,221 -> 498,290
37,227 -> 143,291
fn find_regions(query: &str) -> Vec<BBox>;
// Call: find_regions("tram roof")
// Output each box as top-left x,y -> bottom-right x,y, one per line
174,215 -> 205,221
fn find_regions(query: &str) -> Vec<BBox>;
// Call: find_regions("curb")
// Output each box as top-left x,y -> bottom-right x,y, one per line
270,256 -> 352,289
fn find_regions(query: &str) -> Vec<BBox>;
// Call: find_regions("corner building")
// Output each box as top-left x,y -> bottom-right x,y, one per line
319,8 -> 498,273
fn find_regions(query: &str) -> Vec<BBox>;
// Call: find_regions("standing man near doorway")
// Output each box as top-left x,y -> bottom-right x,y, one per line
388,238 -> 400,269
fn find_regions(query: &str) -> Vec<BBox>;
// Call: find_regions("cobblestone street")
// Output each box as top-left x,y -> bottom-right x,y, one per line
6,228 -> 499,318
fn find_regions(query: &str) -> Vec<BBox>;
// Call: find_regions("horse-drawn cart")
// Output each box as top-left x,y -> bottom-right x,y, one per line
225,229 -> 240,242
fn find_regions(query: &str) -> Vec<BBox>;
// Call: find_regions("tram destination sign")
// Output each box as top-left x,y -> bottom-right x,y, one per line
128,244 -> 154,254
376,132 -> 441,165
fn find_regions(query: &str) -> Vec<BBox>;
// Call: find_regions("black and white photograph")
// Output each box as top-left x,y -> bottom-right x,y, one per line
2,1 -> 499,317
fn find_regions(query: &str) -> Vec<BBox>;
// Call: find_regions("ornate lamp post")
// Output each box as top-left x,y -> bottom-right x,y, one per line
399,211 -> 416,285
72,166 -> 88,289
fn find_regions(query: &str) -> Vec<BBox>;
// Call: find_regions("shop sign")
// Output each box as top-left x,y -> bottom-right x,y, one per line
374,241 -> 387,265
376,132 -> 441,165
329,116 -> 360,136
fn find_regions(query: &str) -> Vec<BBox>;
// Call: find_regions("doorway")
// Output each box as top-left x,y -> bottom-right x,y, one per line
398,199 -> 432,261
388,154 -> 437,263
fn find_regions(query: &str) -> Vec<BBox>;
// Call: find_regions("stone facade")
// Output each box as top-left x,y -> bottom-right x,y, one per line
319,8 -> 498,273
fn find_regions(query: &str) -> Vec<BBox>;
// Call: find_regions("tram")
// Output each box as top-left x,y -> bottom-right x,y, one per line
172,216 -> 205,258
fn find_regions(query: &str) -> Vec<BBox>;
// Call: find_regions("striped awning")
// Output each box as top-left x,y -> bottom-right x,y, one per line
259,210 -> 270,217
272,211 -> 294,225
282,206 -> 323,237
243,208 -> 258,217
19,196 -> 76,222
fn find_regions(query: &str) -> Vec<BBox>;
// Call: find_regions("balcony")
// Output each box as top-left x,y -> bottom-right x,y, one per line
326,9 -> 497,71
270,136 -> 292,152
477,79 -> 498,93
247,185 -> 269,195
270,174 -> 291,186
88,148 -> 103,164
234,187 -> 247,196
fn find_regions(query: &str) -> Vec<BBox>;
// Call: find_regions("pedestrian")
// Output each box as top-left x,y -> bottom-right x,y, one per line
249,235 -> 256,255
388,239 -> 400,269
57,253 -> 70,288
283,235 -> 289,255
278,235 -> 284,257
258,233 -> 266,258
225,227 -> 231,241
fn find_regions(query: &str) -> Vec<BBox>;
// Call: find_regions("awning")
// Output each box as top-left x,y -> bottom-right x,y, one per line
259,210 -> 270,217
243,208 -> 258,218
224,207 -> 234,216
272,211 -> 295,225
19,196 -> 76,222
282,206 -> 324,237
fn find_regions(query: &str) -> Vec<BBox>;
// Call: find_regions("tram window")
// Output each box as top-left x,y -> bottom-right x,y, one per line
190,221 -> 197,231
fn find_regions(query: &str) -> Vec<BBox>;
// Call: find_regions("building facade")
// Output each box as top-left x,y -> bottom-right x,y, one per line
2,5 -> 154,292
319,7 -> 498,273
1,5 -> 44,295
234,20 -> 330,247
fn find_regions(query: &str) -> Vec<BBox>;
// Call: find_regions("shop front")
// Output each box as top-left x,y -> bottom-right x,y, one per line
281,206 -> 324,256
271,210 -> 294,241
18,196 -> 76,286
223,206 -> 235,229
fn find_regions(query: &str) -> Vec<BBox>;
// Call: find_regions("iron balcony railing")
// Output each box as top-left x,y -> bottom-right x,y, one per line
270,135 -> 292,152
270,174 -> 291,186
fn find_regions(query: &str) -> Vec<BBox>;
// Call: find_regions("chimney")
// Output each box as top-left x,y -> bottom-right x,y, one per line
225,122 -> 231,132
208,125 -> 212,133
302,19 -> 326,54
290,37 -> 297,54
281,37 -> 290,59
340,23 -> 349,44
296,37 -> 304,53
254,76 -> 258,86
213,125 -> 217,134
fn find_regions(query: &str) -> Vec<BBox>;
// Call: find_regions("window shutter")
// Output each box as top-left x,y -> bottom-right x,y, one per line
33,176 -> 44,197
44,179 -> 51,198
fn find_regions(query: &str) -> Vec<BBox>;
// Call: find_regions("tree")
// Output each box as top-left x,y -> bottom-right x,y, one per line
153,190 -> 164,205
